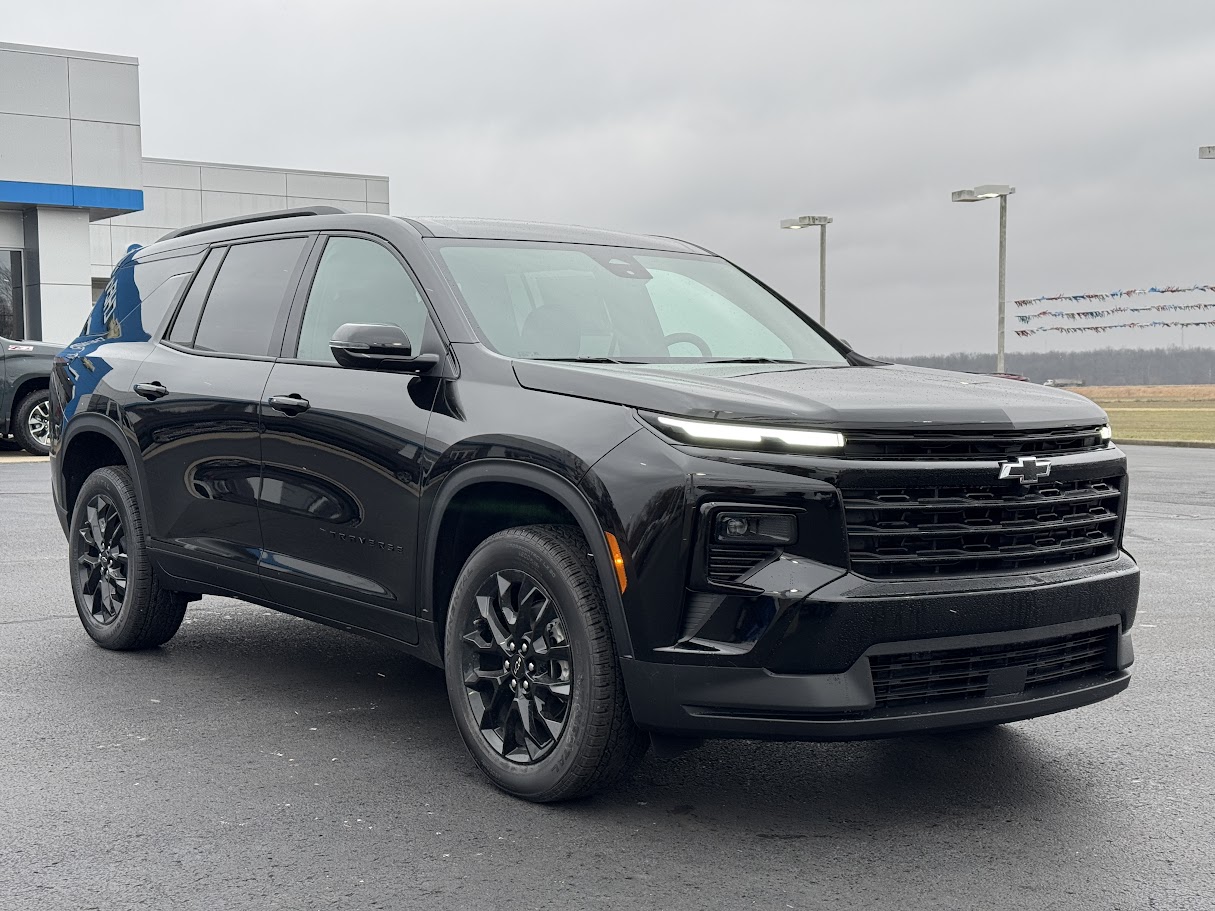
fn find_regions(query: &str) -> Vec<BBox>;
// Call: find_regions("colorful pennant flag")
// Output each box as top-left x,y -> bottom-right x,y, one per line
1014,284 -> 1215,307
1015,302 -> 1215,324
1014,319 -> 1215,337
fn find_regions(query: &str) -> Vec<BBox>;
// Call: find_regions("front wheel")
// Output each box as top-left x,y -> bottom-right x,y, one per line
444,525 -> 647,802
13,388 -> 51,456
69,466 -> 188,650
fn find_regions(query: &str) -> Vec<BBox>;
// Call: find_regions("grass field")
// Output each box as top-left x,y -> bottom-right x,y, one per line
1073,385 -> 1215,443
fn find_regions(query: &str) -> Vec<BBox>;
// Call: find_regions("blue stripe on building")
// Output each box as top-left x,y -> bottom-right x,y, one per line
0,180 -> 144,212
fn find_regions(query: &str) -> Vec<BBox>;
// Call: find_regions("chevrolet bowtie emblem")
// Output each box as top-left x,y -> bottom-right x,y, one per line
998,455 -> 1052,485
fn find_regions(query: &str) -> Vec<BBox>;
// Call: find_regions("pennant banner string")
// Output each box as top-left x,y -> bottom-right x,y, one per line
1015,302 -> 1215,324
1014,319 -> 1215,337
1014,284 -> 1215,307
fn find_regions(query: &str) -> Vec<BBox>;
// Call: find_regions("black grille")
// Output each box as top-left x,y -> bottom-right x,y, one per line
844,476 -> 1123,578
705,544 -> 776,584
869,627 -> 1116,709
842,425 -> 1108,460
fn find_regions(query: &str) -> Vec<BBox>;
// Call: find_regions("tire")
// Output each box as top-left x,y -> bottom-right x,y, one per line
444,524 -> 648,802
69,465 -> 187,650
13,388 -> 51,456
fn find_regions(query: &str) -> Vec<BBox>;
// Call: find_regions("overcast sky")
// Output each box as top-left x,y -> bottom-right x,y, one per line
10,0 -> 1215,355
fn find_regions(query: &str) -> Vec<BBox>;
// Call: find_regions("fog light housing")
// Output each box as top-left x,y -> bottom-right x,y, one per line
713,512 -> 798,546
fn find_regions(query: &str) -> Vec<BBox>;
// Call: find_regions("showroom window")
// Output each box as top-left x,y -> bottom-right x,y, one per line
0,250 -> 24,340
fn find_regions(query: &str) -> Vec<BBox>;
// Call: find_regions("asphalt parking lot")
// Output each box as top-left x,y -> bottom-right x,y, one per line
1,442 -> 1211,910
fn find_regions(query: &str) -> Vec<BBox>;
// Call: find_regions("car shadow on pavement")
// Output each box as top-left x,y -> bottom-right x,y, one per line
105,598 -> 1107,833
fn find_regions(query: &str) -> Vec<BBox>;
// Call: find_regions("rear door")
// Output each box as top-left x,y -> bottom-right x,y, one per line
256,234 -> 442,643
130,235 -> 313,593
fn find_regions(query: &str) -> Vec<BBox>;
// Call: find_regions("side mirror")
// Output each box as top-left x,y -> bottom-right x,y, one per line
329,323 -> 439,373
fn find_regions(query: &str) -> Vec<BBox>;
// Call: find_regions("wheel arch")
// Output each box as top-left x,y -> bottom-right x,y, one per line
58,414 -> 150,533
9,374 -> 50,426
421,460 -> 635,664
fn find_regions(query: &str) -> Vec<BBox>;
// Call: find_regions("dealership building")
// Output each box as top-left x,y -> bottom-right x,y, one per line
0,41 -> 390,343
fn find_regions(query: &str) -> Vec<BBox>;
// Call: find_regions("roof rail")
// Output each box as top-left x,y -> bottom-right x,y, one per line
158,206 -> 348,241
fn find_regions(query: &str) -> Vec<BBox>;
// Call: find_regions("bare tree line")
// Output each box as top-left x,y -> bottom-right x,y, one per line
884,347 -> 1215,385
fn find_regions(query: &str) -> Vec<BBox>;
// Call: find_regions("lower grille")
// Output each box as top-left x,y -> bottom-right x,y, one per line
705,543 -> 776,584
844,475 -> 1124,578
869,627 -> 1115,709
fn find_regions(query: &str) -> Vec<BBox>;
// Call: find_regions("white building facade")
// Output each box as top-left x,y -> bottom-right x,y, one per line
0,42 -> 389,344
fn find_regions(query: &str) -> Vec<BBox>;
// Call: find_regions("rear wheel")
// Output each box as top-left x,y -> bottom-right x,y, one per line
69,466 -> 187,650
444,525 -> 647,802
13,388 -> 51,456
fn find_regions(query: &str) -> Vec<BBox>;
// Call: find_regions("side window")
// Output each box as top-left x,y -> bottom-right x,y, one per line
93,255 -> 199,341
167,248 -> 224,347
295,237 -> 429,364
192,237 -> 308,357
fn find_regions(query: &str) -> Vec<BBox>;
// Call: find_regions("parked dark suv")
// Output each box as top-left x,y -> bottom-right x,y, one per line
2,335 -> 57,455
50,208 -> 1138,801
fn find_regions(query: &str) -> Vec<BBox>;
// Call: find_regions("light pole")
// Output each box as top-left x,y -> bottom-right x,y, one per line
780,215 -> 832,326
952,184 -> 1015,374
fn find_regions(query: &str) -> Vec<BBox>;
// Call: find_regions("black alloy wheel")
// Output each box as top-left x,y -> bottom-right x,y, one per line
460,569 -> 573,763
69,466 -> 188,650
444,525 -> 648,802
76,493 -> 129,625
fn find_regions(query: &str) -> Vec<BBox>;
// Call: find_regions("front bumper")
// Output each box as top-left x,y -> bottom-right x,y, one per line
621,556 -> 1138,740
623,649 -> 1130,740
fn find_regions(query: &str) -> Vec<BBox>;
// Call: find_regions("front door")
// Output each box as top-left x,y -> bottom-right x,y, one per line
130,236 -> 312,593
257,235 -> 440,643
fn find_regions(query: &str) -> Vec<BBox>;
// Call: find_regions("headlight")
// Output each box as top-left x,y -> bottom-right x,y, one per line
647,414 -> 846,450
1099,424 -> 1113,440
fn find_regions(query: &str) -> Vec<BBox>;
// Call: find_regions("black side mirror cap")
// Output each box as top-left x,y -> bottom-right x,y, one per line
329,323 -> 439,373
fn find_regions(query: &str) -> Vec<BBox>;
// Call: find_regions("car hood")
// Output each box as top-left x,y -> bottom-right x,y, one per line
5,338 -> 61,358
511,361 -> 1108,430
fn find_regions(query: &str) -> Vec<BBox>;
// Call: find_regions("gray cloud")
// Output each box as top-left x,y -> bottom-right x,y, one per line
10,0 -> 1215,354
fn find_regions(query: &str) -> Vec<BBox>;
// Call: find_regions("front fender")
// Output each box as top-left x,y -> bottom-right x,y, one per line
418,456 -> 638,665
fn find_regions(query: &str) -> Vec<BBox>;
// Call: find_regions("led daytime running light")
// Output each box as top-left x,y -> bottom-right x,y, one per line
1099,425 -> 1113,440
655,416 -> 845,449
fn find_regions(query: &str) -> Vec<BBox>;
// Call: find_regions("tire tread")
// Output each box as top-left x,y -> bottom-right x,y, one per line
525,524 -> 648,801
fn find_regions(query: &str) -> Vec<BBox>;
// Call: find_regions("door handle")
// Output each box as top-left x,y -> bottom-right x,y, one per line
134,382 -> 169,400
267,394 -> 310,415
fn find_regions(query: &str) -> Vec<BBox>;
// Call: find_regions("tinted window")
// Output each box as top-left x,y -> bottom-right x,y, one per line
193,238 -> 307,356
296,237 -> 429,363
91,255 -> 199,342
168,248 -> 224,346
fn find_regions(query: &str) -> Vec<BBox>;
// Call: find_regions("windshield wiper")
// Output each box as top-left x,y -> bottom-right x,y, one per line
706,358 -> 806,364
534,356 -> 625,364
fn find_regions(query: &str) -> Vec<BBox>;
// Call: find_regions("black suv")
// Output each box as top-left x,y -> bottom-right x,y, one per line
50,209 -> 1138,801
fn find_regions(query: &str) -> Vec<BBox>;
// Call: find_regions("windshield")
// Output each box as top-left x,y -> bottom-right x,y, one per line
430,240 -> 848,365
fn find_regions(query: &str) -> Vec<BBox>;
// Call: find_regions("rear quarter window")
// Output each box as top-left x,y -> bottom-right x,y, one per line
89,253 -> 202,342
